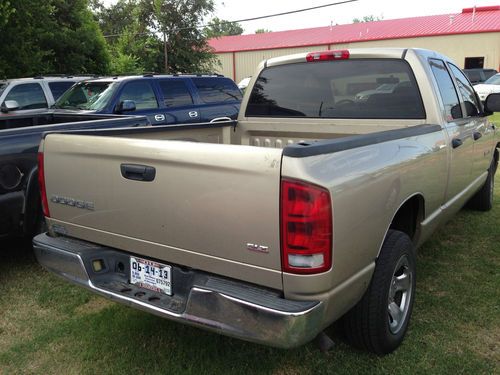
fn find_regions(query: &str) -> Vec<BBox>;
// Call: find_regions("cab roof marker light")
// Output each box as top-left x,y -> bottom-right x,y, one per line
306,50 -> 350,62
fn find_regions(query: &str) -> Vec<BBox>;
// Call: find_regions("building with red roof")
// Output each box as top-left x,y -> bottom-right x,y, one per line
208,6 -> 500,82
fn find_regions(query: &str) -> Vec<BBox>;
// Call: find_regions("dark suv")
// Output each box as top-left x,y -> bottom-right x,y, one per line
463,68 -> 498,84
53,74 -> 242,125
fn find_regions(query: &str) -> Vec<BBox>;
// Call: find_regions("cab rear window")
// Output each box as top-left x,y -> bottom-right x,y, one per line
245,59 -> 425,119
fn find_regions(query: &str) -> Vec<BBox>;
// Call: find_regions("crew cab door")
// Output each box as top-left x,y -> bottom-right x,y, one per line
429,59 -> 474,201
447,64 -> 495,179
155,78 -> 201,124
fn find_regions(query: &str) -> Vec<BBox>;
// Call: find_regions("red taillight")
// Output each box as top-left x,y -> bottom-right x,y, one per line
281,178 -> 332,274
306,50 -> 349,62
37,152 -> 50,218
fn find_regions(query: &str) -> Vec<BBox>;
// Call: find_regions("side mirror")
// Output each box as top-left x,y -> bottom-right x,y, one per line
483,93 -> 500,114
115,100 -> 136,113
450,104 -> 462,120
1,100 -> 20,113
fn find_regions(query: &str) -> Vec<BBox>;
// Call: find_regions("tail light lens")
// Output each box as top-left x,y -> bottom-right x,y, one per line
306,50 -> 349,62
281,178 -> 332,274
37,152 -> 50,218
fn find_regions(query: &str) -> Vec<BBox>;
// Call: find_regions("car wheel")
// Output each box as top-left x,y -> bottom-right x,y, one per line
467,160 -> 495,211
342,230 -> 416,354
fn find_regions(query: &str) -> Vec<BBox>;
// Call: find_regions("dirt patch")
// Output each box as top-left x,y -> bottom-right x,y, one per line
466,325 -> 500,363
272,366 -> 303,375
0,294 -> 65,354
74,296 -> 113,316
22,339 -> 83,375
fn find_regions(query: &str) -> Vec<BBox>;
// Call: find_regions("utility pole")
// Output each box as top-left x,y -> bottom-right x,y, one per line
163,31 -> 168,73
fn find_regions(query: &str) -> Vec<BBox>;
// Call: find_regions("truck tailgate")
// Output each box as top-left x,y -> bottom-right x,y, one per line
42,134 -> 284,284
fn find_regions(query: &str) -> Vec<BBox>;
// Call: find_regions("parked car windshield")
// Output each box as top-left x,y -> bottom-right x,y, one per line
484,74 -> 500,85
54,81 -> 118,110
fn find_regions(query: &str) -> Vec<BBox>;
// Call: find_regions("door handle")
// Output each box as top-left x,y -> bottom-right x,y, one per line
473,131 -> 482,140
120,164 -> 156,182
452,138 -> 463,149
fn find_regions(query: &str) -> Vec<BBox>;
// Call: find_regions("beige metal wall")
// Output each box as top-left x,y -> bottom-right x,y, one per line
214,52 -> 234,78
233,45 -> 328,83
336,32 -> 500,70
214,32 -> 500,83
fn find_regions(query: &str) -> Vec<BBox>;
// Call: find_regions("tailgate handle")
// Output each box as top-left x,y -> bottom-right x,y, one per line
121,164 -> 156,182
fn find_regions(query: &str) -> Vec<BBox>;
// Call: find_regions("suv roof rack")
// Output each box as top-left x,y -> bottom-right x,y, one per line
170,73 -> 225,77
33,74 -> 97,79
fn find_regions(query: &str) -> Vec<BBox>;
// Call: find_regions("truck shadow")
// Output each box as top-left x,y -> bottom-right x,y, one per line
0,236 -> 36,272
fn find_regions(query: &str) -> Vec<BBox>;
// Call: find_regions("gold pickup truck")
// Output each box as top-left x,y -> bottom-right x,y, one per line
33,48 -> 500,354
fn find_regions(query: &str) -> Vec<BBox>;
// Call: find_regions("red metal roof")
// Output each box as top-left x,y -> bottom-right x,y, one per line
209,6 -> 500,53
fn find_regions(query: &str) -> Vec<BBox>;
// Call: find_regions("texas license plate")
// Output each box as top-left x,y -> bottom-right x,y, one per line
130,256 -> 172,295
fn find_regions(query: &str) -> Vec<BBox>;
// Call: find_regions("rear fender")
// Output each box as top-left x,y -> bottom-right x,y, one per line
377,193 -> 425,257
22,166 -> 42,235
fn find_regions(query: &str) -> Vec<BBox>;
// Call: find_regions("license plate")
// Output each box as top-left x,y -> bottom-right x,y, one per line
130,257 -> 172,295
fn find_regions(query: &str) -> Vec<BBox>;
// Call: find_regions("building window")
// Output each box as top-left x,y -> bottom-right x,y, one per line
464,57 -> 484,69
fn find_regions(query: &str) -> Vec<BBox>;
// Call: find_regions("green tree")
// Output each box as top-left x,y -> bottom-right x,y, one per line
352,15 -> 383,23
0,0 -> 110,78
255,28 -> 272,34
204,17 -> 243,38
93,0 -> 162,74
138,0 -> 218,73
94,0 -> 218,74
46,0 -> 110,74
0,1 -> 15,27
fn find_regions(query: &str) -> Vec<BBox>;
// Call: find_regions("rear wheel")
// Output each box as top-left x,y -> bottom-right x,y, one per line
342,230 -> 416,354
467,161 -> 495,211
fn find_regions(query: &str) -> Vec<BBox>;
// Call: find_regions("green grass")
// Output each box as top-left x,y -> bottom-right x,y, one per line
490,112 -> 500,127
1,182 -> 499,374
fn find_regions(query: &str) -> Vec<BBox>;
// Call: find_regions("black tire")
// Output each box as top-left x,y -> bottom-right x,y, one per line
467,161 -> 495,211
342,230 -> 416,355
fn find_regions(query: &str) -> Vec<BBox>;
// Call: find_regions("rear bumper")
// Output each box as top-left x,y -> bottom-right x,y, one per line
33,233 -> 325,348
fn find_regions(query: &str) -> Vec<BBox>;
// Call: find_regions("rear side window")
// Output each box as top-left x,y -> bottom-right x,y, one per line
192,77 -> 242,104
429,59 -> 462,121
4,83 -> 47,110
245,59 -> 425,119
449,64 -> 481,117
159,80 -> 193,107
48,81 -> 75,100
118,81 -> 158,110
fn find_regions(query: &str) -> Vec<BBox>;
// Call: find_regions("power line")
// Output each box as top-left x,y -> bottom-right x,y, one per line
228,0 -> 358,24
103,0 -> 359,38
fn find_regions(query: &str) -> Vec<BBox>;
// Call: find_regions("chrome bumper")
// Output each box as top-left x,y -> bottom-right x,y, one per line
33,233 -> 324,348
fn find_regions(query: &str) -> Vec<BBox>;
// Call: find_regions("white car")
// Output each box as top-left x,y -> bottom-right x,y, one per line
474,73 -> 500,102
237,77 -> 251,91
0,75 -> 92,115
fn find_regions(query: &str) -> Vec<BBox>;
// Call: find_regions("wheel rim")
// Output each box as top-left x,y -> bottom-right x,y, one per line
387,255 -> 413,335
